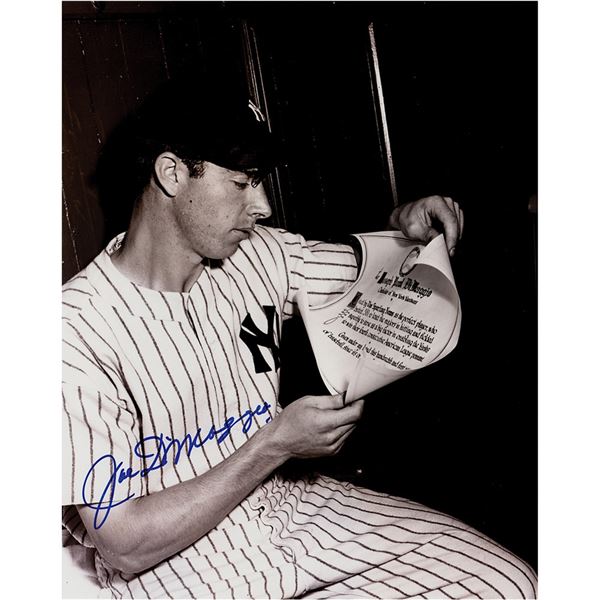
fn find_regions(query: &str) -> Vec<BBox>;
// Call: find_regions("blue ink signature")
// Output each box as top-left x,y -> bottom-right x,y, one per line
82,401 -> 272,529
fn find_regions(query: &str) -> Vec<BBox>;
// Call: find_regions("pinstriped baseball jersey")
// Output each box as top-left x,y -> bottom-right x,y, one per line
62,225 -> 537,598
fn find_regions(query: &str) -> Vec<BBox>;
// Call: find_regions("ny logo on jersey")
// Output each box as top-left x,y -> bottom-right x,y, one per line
239,305 -> 280,374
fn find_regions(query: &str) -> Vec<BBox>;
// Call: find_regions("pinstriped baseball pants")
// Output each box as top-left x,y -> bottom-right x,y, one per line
108,474 -> 536,599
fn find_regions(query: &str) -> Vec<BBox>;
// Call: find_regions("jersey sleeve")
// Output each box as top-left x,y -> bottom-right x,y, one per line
271,228 -> 359,318
62,315 -> 146,508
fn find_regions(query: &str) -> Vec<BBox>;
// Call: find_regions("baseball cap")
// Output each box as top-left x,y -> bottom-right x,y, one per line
133,78 -> 283,176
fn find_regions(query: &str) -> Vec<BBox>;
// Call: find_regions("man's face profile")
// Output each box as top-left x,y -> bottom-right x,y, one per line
171,161 -> 272,260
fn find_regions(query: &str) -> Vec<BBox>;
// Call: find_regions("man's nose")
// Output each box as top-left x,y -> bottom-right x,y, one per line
247,182 -> 272,220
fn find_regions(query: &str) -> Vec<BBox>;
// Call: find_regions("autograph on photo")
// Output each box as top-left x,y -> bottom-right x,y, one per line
82,401 -> 272,529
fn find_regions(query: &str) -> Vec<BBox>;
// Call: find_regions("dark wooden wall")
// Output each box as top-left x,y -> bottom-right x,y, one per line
63,1 -> 537,569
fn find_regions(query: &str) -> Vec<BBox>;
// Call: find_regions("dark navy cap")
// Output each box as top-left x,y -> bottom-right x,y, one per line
134,79 -> 283,174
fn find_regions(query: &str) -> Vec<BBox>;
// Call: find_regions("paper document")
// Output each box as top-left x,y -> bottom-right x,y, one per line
297,232 -> 461,402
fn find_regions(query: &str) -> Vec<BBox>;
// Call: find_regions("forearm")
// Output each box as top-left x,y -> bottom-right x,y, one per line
79,424 -> 287,573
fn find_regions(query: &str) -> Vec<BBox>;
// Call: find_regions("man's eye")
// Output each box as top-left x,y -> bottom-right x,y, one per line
233,181 -> 249,190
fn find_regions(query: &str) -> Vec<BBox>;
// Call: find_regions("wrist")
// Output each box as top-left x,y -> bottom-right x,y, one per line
252,417 -> 291,467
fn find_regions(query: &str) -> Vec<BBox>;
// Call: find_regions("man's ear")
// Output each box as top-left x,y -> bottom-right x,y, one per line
153,152 -> 185,197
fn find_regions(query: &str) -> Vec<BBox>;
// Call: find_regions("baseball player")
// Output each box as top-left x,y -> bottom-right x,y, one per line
62,80 -> 536,598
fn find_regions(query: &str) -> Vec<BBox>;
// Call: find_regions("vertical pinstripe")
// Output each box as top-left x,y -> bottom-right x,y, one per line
63,227 -> 536,598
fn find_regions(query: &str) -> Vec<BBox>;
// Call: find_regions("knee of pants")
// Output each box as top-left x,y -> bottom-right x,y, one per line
442,528 -> 538,599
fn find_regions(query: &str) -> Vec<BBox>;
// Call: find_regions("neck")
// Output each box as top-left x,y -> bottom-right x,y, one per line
111,193 -> 205,293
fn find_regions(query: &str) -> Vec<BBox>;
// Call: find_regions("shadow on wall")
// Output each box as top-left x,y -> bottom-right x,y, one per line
92,108 -> 148,246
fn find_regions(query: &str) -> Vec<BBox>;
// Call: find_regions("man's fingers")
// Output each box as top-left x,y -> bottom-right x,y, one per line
313,397 -> 364,431
330,425 -> 357,452
388,206 -> 401,230
442,195 -> 455,215
423,227 -> 439,244
444,197 -> 464,241
306,393 -> 345,410
316,393 -> 363,412
456,202 -> 464,240
334,398 -> 365,426
392,196 -> 463,254
332,422 -> 356,440
429,195 -> 459,254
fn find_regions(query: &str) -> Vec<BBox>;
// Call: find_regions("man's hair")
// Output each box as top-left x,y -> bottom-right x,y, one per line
94,78 -> 282,238
180,158 -> 206,179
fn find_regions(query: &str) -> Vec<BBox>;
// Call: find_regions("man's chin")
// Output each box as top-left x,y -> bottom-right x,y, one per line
206,242 -> 242,261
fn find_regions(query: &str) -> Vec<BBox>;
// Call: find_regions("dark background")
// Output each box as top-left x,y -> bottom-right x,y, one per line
63,1 -> 538,570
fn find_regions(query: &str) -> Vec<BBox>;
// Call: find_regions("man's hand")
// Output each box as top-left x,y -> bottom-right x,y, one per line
388,195 -> 464,256
268,394 -> 365,459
